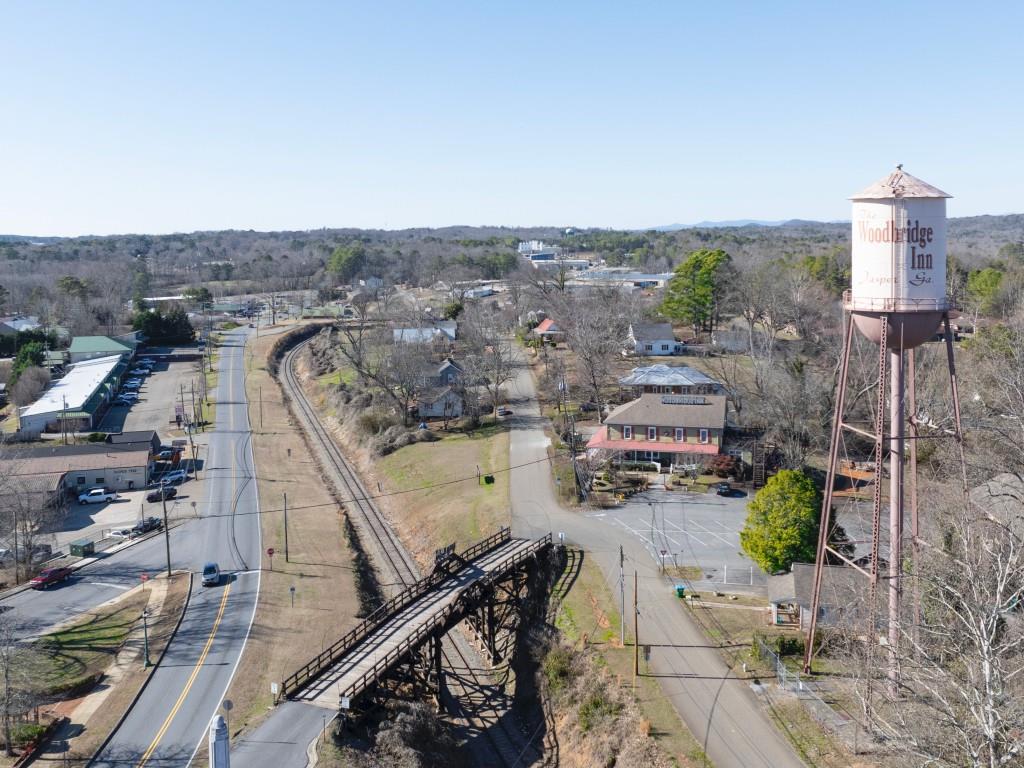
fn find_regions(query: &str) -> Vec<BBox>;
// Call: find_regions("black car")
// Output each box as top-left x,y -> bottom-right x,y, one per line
146,487 -> 178,503
132,516 -> 164,535
716,484 -> 746,498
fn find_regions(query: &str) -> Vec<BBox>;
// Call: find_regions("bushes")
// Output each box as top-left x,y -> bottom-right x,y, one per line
358,411 -> 400,435
578,691 -> 622,732
543,645 -> 573,691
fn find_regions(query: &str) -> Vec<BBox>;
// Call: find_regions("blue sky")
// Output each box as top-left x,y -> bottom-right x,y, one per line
2,1 -> 1022,236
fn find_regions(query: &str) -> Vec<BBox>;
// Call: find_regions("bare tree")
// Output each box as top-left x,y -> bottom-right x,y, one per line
9,367 -> 50,407
0,611 -> 30,757
833,477 -> 1024,768
459,305 -> 515,422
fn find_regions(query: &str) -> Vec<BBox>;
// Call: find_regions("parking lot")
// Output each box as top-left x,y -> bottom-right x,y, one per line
45,478 -> 203,553
98,352 -> 205,436
584,488 -> 768,591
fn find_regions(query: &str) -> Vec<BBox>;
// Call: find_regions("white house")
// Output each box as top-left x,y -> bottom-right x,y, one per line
625,323 -> 682,356
417,386 -> 463,420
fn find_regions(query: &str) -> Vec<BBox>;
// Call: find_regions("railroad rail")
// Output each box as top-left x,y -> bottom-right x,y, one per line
278,336 -> 550,767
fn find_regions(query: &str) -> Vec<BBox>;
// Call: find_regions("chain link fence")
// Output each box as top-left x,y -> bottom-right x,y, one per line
753,637 -> 871,754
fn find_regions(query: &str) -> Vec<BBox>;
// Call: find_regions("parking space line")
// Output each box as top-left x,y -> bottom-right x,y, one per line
660,519 -> 709,546
686,520 -> 737,546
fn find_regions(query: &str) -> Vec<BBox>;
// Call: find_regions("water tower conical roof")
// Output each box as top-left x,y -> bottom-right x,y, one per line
850,167 -> 951,200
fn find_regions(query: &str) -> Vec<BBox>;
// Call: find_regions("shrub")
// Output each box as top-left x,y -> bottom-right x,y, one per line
578,691 -> 621,732
87,432 -> 106,443
542,645 -> 573,691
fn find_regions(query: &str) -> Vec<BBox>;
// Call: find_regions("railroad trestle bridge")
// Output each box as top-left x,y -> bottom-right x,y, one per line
275,527 -> 555,716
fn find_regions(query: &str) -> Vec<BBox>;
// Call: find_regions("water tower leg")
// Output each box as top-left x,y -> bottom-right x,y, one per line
888,347 -> 904,697
907,351 -> 921,651
803,315 -> 854,674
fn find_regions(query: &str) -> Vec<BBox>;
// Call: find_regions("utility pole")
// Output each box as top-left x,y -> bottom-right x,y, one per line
259,386 -> 263,430
161,490 -> 172,577
12,504 -> 19,586
633,571 -> 639,679
283,492 -> 289,562
619,545 -> 625,646
180,383 -> 196,479
190,381 -> 197,429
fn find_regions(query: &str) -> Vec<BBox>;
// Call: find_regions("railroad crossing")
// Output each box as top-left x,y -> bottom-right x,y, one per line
276,528 -> 554,713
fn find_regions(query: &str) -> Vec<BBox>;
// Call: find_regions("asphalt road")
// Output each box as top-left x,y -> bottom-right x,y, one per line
91,328 -> 262,767
505,350 -> 805,768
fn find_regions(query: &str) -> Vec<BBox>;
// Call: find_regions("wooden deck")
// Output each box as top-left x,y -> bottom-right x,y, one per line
295,537 -> 538,709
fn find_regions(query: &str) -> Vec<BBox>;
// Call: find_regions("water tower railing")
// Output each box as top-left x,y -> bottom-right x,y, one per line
842,291 -> 954,313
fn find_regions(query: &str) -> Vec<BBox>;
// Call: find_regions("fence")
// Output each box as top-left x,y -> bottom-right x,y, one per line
753,637 -> 869,754
687,563 -> 767,588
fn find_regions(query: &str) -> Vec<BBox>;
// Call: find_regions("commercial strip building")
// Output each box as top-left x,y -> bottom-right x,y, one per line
17,354 -> 127,434
586,364 -> 728,468
1,443 -> 153,494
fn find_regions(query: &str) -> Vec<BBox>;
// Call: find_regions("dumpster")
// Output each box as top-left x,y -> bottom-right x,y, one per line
70,538 -> 95,557
674,584 -> 686,598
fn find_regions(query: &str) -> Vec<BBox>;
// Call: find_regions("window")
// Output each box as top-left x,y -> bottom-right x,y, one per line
647,426 -> 657,441
675,428 -> 684,441
699,429 -> 709,444
661,344 -> 669,351
644,343 -> 653,352
623,426 -> 632,440
95,477 -> 104,484
76,476 -> 85,485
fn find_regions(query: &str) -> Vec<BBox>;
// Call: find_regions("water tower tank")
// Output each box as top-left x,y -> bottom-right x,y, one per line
848,167 -> 951,349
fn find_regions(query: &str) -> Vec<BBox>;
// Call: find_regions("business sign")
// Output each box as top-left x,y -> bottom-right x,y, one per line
851,197 -> 947,307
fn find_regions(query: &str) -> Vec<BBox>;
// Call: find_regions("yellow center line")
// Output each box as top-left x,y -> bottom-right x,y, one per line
137,583 -> 232,767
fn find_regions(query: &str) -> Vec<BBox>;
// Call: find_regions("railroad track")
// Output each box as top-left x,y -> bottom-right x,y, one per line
280,337 -> 544,768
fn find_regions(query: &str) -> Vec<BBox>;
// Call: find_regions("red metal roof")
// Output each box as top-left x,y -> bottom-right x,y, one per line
585,428 -> 719,455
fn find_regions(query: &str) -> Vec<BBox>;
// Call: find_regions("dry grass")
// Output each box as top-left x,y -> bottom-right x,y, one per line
223,329 -> 361,737
552,551 -> 705,767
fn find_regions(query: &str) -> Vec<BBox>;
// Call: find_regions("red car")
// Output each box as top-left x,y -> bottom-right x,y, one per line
30,567 -> 73,590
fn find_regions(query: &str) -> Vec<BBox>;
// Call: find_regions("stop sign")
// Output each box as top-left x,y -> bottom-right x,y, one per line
267,547 -> 275,558
141,573 -> 149,582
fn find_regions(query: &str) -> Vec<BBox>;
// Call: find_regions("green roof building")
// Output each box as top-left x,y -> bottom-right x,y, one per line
68,335 -> 133,364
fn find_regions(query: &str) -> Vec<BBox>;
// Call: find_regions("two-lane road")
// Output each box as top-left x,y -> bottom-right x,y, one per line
92,328 -> 262,766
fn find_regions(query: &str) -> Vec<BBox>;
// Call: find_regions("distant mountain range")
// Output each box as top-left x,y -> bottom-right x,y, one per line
651,219 -> 849,231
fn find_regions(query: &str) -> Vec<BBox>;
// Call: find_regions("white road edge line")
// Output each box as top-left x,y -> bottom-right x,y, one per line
186,332 -> 263,768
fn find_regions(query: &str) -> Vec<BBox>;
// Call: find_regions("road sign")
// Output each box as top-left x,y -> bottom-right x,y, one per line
267,547 -> 275,557
340,696 -> 350,710
222,699 -> 233,712
141,573 -> 149,582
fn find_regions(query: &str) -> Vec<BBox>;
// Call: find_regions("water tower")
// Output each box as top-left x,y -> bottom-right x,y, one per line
802,167 -> 967,690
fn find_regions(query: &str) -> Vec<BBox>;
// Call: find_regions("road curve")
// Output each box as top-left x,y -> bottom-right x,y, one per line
91,328 -> 262,767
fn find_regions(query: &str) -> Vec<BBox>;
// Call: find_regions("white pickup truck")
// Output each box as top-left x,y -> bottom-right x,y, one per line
78,488 -> 120,505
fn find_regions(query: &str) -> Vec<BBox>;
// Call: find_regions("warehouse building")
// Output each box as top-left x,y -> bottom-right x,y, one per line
18,355 -> 126,434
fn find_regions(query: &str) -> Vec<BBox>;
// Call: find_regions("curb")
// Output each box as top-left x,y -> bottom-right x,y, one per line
0,523 -> 186,604
86,570 -> 194,766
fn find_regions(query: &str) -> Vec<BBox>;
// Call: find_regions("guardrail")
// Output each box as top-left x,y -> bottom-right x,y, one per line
279,527 -> 512,699
338,533 -> 553,701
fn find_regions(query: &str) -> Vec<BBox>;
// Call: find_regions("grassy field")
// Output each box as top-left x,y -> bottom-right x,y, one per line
223,328 -> 361,738
374,421 -> 511,561
28,590 -> 150,696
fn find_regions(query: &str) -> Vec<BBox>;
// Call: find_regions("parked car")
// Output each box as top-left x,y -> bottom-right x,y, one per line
78,488 -> 119,505
496,406 -> 513,416
128,368 -> 149,376
132,516 -> 164,535
146,486 -> 177,503
161,470 -> 187,485
579,401 -> 600,412
156,449 -> 177,460
201,562 -> 221,586
113,396 -> 136,406
30,567 -> 73,589
122,382 -> 141,391
715,483 -> 746,498
110,527 -> 134,539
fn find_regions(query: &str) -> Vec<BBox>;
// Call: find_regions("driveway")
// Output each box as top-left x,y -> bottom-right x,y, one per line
505,349 -> 804,768
586,490 -> 768,592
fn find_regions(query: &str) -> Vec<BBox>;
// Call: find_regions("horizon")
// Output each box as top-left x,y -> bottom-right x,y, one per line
3,2 -> 1022,237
